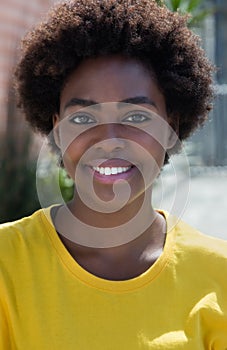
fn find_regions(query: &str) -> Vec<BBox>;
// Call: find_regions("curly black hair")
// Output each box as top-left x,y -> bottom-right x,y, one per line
15,0 -> 214,148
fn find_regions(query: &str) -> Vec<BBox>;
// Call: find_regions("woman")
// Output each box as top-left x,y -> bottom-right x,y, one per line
0,0 -> 226,348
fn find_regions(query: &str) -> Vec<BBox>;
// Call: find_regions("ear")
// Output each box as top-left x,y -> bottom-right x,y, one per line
52,114 -> 61,148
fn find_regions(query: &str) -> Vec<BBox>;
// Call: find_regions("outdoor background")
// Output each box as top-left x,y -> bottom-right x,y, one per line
0,0 -> 226,239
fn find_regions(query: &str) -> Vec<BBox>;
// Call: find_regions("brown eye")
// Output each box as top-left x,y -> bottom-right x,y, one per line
70,113 -> 96,125
123,111 -> 151,123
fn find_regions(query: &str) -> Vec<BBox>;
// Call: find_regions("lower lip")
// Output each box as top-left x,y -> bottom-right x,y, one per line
87,166 -> 138,184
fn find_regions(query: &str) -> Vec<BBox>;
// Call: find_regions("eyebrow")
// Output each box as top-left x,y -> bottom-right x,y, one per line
120,96 -> 157,108
63,96 -> 157,111
64,98 -> 101,111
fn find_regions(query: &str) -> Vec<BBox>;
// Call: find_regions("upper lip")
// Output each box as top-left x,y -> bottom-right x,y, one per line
88,158 -> 135,168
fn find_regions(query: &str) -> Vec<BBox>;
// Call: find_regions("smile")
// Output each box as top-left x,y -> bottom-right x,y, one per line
92,166 -> 132,176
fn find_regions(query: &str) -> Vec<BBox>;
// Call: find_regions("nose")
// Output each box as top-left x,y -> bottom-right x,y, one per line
93,123 -> 126,153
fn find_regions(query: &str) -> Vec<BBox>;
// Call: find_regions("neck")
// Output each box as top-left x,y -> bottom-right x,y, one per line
54,186 -> 165,253
54,209 -> 166,280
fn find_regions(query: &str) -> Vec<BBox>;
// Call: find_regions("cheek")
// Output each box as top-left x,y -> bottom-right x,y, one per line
134,134 -> 166,162
124,122 -> 168,160
135,136 -> 165,185
62,135 -> 91,178
62,129 -> 92,160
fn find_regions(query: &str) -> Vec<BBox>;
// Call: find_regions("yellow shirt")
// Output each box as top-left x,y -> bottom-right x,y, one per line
0,207 -> 227,349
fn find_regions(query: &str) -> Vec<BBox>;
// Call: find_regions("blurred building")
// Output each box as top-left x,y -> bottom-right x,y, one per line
188,0 -> 227,166
0,0 -> 56,223
214,0 -> 227,165
0,0 -> 55,135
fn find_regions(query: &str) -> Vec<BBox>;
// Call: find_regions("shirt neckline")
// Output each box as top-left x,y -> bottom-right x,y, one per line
39,205 -> 176,293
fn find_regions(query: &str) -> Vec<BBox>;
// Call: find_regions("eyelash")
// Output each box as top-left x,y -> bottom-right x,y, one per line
123,112 -> 150,123
69,111 -> 151,125
70,114 -> 96,124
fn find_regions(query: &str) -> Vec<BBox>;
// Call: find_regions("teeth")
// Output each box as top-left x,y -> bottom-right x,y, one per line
99,167 -> 105,175
92,166 -> 131,175
105,167 -> 111,175
111,167 -> 118,175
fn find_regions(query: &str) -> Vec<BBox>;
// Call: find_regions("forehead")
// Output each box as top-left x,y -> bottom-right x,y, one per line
60,55 -> 166,114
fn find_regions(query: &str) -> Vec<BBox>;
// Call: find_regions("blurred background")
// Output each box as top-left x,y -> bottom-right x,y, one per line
0,0 -> 226,239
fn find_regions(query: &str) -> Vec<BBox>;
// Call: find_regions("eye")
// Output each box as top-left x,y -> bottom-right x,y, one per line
122,111 -> 151,124
69,113 -> 96,125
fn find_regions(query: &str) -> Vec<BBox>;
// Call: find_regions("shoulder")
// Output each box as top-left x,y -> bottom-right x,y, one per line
0,209 -> 43,240
163,211 -> 227,272
169,217 -> 227,321
0,208 -> 53,262
173,217 -> 227,257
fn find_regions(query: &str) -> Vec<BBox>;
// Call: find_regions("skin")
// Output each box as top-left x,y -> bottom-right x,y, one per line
52,55 -> 176,281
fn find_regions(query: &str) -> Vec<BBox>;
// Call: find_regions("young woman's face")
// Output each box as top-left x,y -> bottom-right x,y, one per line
54,55 -> 172,206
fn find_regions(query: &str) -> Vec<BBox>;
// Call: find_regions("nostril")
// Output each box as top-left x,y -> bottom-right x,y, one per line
94,138 -> 125,153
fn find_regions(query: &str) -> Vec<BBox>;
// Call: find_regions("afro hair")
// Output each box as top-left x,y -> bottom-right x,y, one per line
15,0 -> 214,146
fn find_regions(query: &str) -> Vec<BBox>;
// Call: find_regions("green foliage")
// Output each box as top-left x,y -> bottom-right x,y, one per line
58,168 -> 74,202
158,0 -> 213,26
0,133 -> 74,223
0,83 -> 73,223
155,0 -> 164,5
0,135 -> 40,223
36,153 -> 75,207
